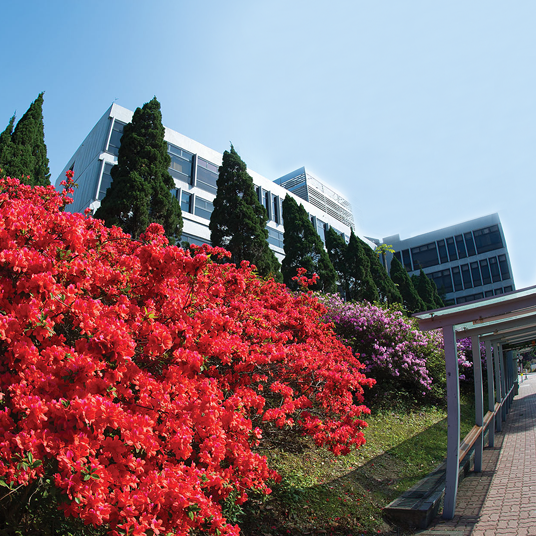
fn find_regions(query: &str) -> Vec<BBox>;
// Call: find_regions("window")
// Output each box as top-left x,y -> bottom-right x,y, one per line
394,251 -> 402,263
181,191 -> 192,213
485,290 -> 494,298
498,255 -> 510,280
480,259 -> 491,285
402,249 -> 412,271
264,191 -> 271,219
464,232 -> 476,256
446,237 -> 458,261
168,144 -> 194,185
98,162 -> 114,200
196,157 -> 218,194
504,285 -> 513,293
316,218 -> 326,242
494,288 -> 504,296
452,266 -> 463,291
106,120 -> 126,156
430,269 -> 453,293
489,256 -> 501,282
267,227 -> 284,248
194,197 -> 213,220
455,235 -> 467,259
410,242 -> 439,269
437,239 -> 448,263
461,264 -> 472,289
470,262 -> 482,287
272,196 -> 280,224
473,225 -> 503,254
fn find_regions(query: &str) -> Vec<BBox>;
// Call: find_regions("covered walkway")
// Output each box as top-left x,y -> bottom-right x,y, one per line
423,371 -> 536,535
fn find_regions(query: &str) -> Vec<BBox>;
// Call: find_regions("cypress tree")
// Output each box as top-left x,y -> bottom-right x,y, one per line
360,238 -> 402,305
95,97 -> 182,242
325,226 -> 349,297
0,94 -> 50,185
346,230 -> 378,303
281,195 -> 336,292
209,145 -> 281,280
0,116 -> 15,176
390,257 -> 426,313
413,269 -> 444,310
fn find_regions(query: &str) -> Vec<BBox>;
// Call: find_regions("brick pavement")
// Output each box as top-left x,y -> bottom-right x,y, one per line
421,372 -> 536,536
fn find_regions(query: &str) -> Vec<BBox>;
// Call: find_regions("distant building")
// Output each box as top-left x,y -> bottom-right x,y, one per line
56,104 -> 362,260
383,214 -> 515,305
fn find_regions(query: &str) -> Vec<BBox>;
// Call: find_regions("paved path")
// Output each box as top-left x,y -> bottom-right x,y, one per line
421,372 -> 536,536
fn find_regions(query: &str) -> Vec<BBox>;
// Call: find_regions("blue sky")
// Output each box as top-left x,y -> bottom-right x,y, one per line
1,1 -> 534,287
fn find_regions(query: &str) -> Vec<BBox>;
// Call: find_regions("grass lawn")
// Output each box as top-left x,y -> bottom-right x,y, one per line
238,396 -> 475,536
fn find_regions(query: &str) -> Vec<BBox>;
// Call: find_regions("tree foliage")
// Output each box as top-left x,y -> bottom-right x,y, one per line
95,97 -> 182,242
0,174 -> 373,535
325,226 -> 350,297
346,230 -> 378,302
209,145 -> 281,279
281,195 -> 336,293
0,93 -> 50,186
389,256 -> 426,313
413,268 -> 444,310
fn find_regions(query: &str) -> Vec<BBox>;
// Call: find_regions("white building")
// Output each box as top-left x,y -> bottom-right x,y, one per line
56,104 -> 362,259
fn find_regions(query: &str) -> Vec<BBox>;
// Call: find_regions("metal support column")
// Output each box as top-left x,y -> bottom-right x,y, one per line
442,324 -> 460,520
485,339 -> 495,447
471,335 -> 483,472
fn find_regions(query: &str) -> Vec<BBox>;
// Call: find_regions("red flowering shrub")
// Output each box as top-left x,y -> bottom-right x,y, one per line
0,175 -> 373,535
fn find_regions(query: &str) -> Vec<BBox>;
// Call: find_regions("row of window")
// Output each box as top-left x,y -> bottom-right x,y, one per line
395,225 -> 505,271
456,285 -> 514,305
256,186 -> 282,224
175,189 -> 214,220
427,254 -> 512,294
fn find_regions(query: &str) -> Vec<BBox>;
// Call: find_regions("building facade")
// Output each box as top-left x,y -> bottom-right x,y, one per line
383,214 -> 515,305
56,104 -> 360,260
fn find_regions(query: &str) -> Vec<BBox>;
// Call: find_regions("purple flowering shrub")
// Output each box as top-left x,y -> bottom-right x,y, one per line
320,294 -> 447,402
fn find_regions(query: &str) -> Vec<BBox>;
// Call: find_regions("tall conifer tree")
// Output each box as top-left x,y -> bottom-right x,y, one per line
0,94 -> 50,185
209,145 -> 281,279
389,256 -> 426,313
346,230 -> 378,302
95,97 -> 182,242
413,268 -> 443,310
325,226 -> 350,297
360,237 -> 402,305
281,195 -> 336,292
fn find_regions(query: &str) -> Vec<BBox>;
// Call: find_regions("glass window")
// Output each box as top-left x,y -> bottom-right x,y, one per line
452,266 -> 463,291
256,186 -> 262,203
498,255 -> 510,280
267,227 -> 284,248
181,191 -> 192,213
264,191 -> 271,218
446,237 -> 457,261
402,249 -> 412,271
106,120 -> 125,156
461,264 -> 472,289
410,242 -> 439,269
168,144 -> 194,185
473,225 -> 503,254
437,239 -> 448,263
485,290 -> 494,297
504,285 -> 513,293
98,162 -> 114,200
494,288 -> 504,296
489,256 -> 501,282
480,259 -> 491,285
394,251 -> 402,263
464,232 -> 476,256
272,196 -> 280,224
430,269 -> 453,293
455,235 -> 467,259
194,197 -> 213,220
470,262 -> 482,287
195,157 -> 218,194
316,218 -> 326,242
